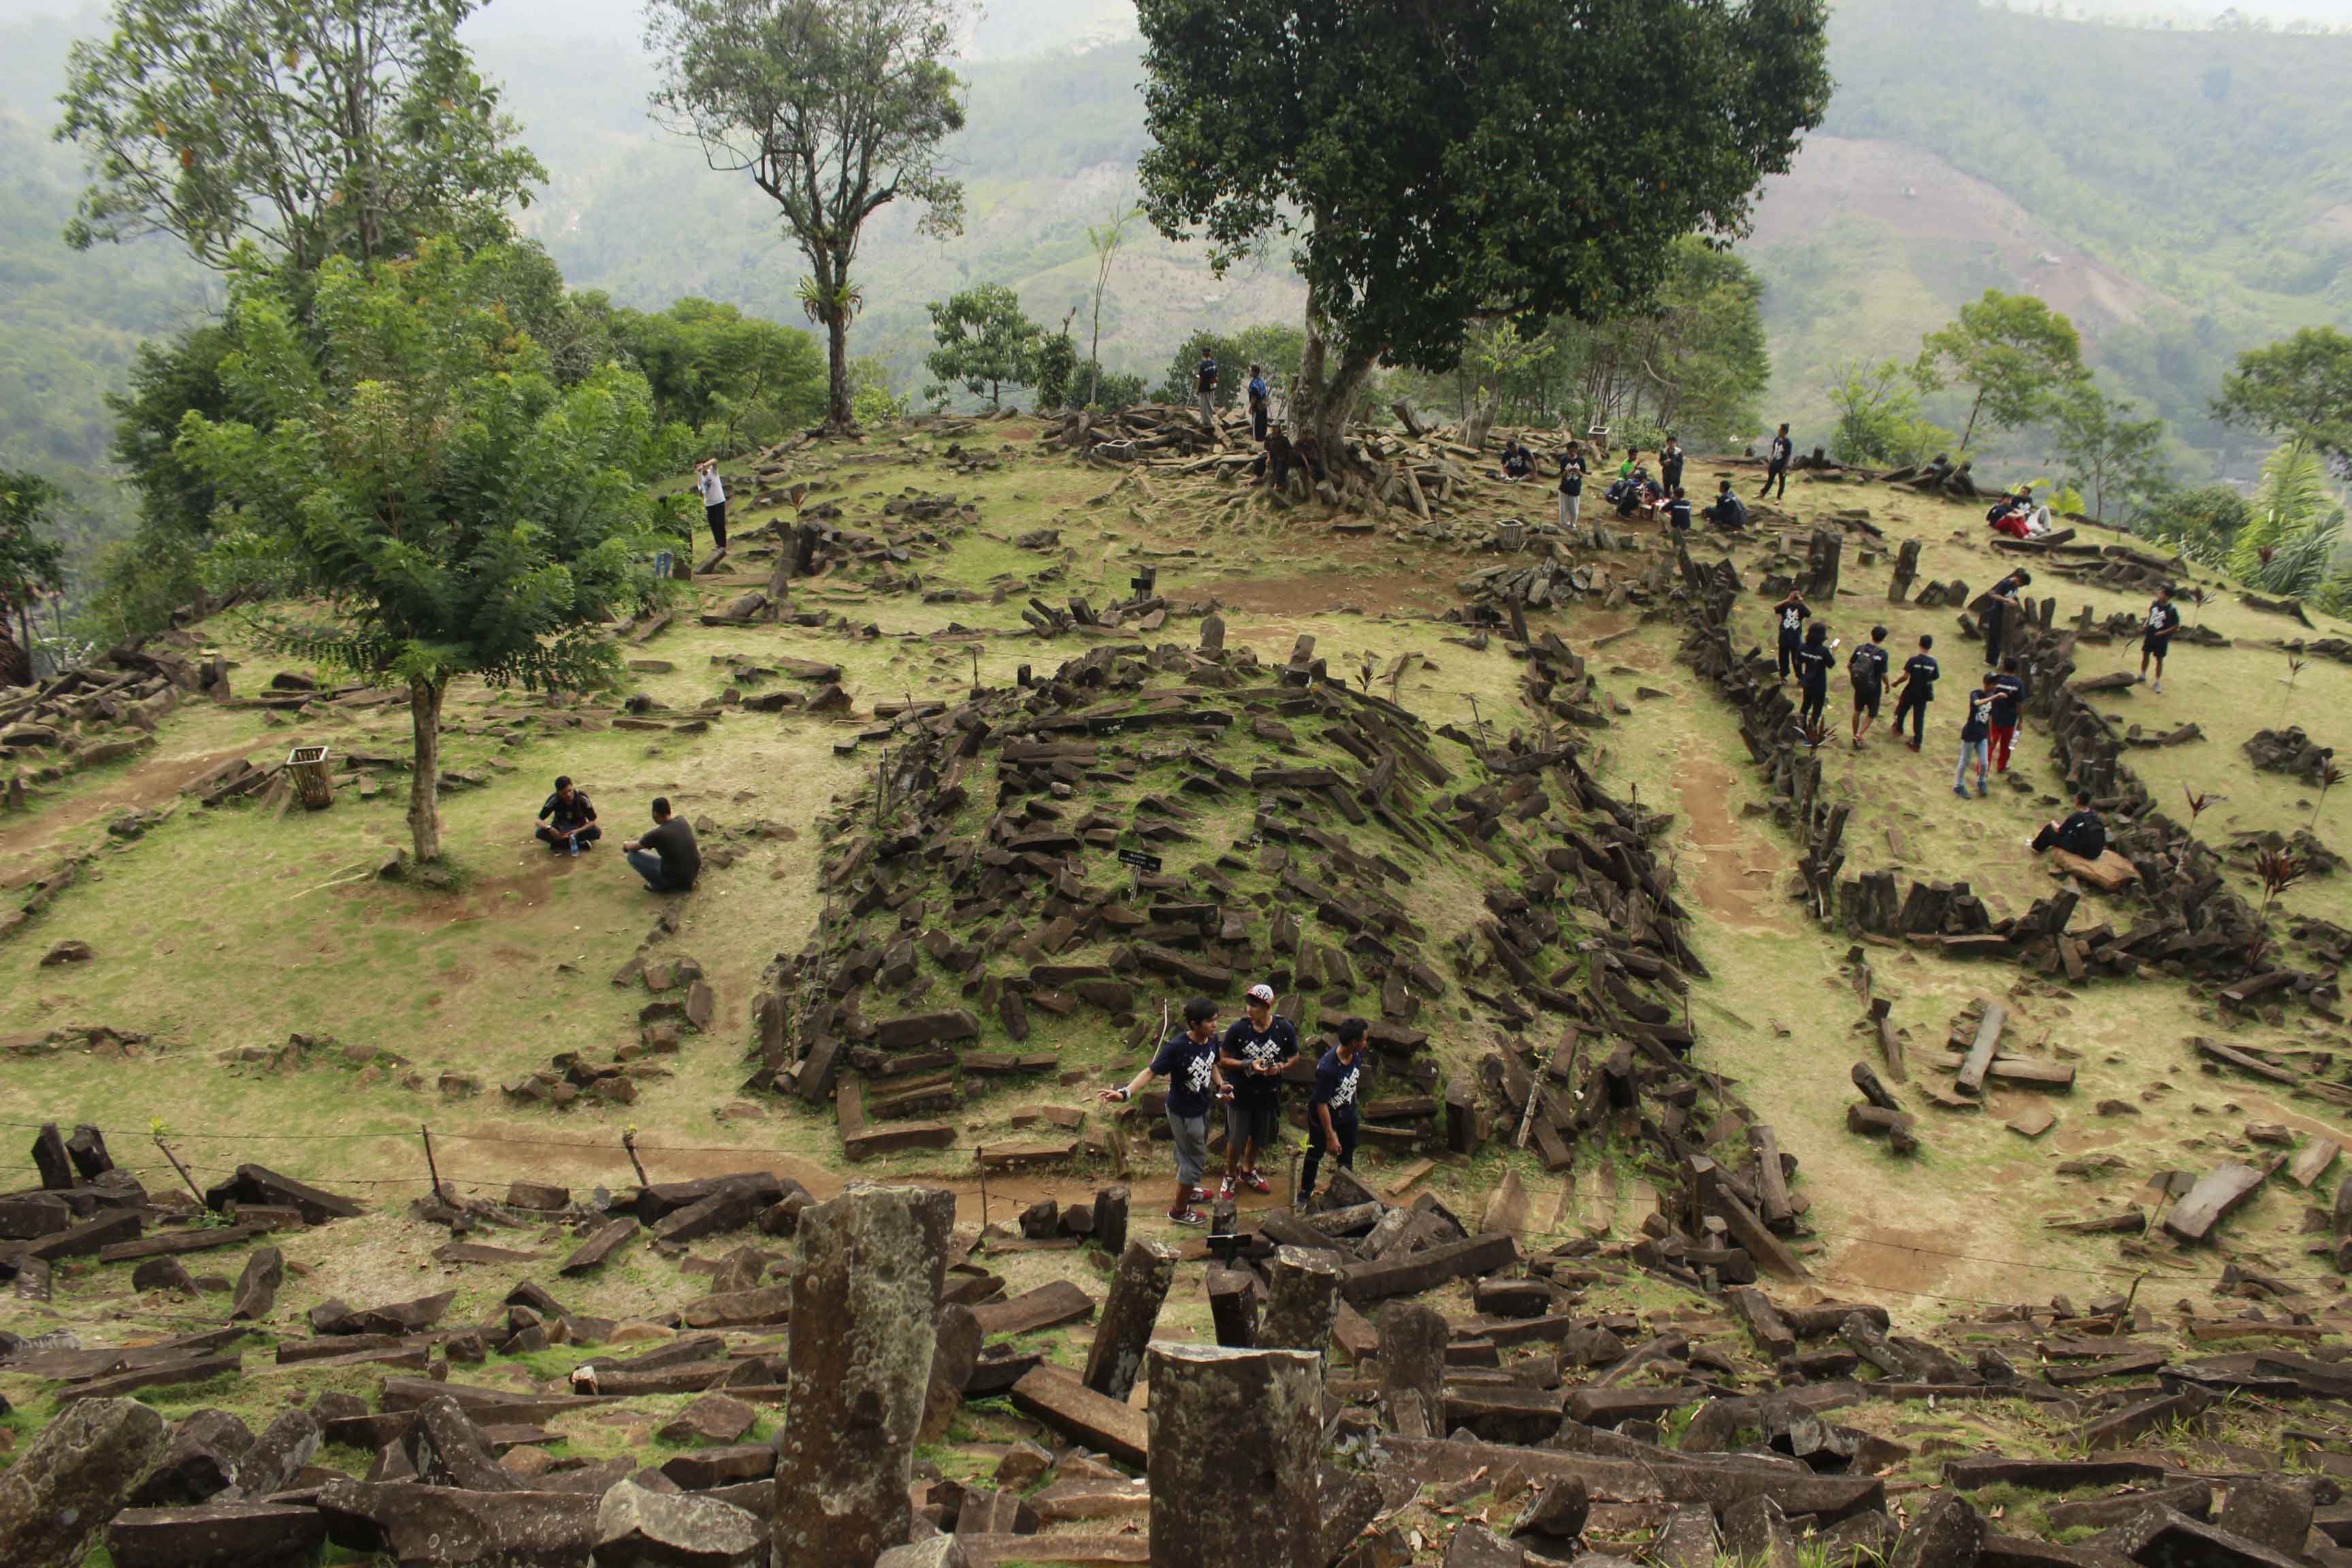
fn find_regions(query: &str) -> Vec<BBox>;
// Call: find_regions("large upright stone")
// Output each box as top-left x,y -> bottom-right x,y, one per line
1200,615 -> 1226,653
0,1396 -> 169,1568
1093,1186 -> 1129,1257
228,1408 -> 321,1501
1082,1238 -> 1176,1402
1377,1302 -> 1448,1438
30,1122 -> 72,1191
1259,1245 -> 1343,1357
1803,527 -> 1842,601
1147,1345 -> 1323,1568
919,1304 -> 982,1445
773,1183 -> 956,1568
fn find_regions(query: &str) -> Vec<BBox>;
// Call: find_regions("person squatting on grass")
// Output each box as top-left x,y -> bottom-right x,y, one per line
1102,995 -> 1228,1227
1218,983 -> 1298,1198
1298,1015 -> 1370,1207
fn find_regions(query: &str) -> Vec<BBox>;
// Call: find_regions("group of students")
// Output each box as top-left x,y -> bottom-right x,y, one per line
532,777 -> 701,893
1101,987 -> 1369,1227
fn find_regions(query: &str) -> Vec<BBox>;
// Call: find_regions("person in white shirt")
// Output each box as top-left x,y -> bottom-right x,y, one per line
694,459 -> 728,552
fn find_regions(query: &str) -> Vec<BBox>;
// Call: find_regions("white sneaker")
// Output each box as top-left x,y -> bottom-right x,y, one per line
2152,679 -> 2162,693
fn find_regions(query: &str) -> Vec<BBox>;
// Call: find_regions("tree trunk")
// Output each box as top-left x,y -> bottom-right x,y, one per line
824,308 -> 853,432
407,675 -> 445,864
1295,301 -> 1379,470
1959,388 -> 1986,454
1463,392 -> 1501,454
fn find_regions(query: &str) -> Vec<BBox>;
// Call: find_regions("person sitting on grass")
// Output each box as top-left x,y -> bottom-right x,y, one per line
621,797 -> 700,893
1500,440 -> 1536,482
1703,478 -> 1748,531
1102,995 -> 1228,1228
2032,791 -> 2107,859
534,775 -> 601,856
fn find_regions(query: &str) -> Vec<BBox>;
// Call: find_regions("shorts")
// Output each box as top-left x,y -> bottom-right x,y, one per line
2144,635 -> 2171,662
1226,1098 -> 1280,1158
1851,683 -> 1882,717
1166,1110 -> 1208,1188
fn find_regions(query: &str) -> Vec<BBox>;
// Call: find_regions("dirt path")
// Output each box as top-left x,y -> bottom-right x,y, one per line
0,742 -> 252,884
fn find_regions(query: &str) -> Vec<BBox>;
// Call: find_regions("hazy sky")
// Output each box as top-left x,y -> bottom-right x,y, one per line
7,0 -> 2352,36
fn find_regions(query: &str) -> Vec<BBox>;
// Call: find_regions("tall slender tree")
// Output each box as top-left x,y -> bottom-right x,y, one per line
1133,0 -> 1830,462
2212,327 -> 2352,476
1914,291 -> 2086,454
56,0 -> 543,274
183,242 -> 684,864
648,0 -> 966,433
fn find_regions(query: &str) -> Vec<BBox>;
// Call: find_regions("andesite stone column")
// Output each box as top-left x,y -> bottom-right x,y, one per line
1377,1301 -> 1448,1438
1081,1238 -> 1175,1402
1146,1344 -> 1322,1568
1258,1245 -> 1343,1357
773,1183 -> 955,1568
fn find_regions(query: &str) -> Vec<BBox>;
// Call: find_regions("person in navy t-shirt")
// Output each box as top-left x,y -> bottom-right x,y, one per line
1102,995 -> 1228,1227
1298,1016 -> 1369,1207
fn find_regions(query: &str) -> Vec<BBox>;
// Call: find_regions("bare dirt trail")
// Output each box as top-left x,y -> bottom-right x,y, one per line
0,742 -> 252,884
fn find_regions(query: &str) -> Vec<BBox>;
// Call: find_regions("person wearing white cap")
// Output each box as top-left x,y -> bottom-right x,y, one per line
1217,982 -> 1298,1198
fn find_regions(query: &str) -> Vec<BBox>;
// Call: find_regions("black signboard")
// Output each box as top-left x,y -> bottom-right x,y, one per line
1117,849 -> 1163,873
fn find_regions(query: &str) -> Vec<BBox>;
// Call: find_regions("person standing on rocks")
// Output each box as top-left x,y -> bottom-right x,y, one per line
621,797 -> 700,893
1987,656 -> 2029,773
694,458 -> 728,553
1102,994 -> 1226,1227
1556,442 -> 1586,536
1246,363 -> 1270,442
1955,671 -> 1997,799
1195,348 -> 1221,440
1298,1016 -> 1369,1208
1891,633 -> 1940,751
1795,621 -> 1833,738
1982,566 -> 2030,667
2141,585 -> 2181,693
1758,423 -> 1793,500
1217,983 -> 1298,1198
1770,587 -> 1811,681
1665,485 -> 1693,535
533,775 -> 601,856
1848,624 -> 1891,750
1659,435 -> 1685,495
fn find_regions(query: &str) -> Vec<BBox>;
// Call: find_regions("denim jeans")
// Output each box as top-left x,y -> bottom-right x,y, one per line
1956,738 -> 1989,789
627,849 -> 672,890
1298,1109 -> 1358,1198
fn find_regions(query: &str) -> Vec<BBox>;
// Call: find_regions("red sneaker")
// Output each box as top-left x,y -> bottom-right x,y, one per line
1167,1208 -> 1207,1228
1242,1171 -> 1271,1194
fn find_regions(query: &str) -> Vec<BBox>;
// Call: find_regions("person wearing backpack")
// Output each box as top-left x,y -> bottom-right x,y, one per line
1848,625 -> 1891,750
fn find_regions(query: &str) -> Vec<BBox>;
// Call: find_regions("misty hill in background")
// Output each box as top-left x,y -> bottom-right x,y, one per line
1,0 -> 2348,578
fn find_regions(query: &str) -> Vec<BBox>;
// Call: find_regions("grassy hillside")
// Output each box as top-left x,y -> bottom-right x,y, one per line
1752,0 -> 2352,476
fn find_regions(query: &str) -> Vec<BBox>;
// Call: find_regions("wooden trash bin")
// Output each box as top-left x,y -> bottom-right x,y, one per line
287,745 -> 334,811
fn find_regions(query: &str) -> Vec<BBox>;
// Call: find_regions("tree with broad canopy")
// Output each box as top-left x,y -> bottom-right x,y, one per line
1133,0 -> 1831,463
